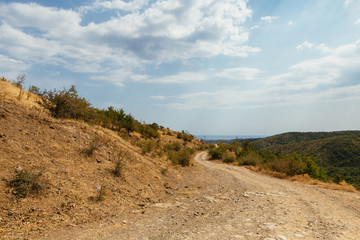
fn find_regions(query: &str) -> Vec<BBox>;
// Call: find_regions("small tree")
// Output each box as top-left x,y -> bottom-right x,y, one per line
41,85 -> 92,120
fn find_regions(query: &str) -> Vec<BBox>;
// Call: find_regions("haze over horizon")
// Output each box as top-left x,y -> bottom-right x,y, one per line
0,0 -> 359,136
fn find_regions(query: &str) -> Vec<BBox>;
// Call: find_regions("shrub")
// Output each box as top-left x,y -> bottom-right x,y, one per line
169,148 -> 194,167
302,156 -> 327,181
138,139 -> 161,155
164,141 -> 182,152
41,85 -> 92,120
176,130 -> 194,142
113,160 -> 123,177
83,136 -> 101,157
223,154 -> 236,163
140,124 -> 160,139
242,140 -> 254,152
239,152 -> 262,166
333,174 -> 343,184
28,85 -> 41,95
113,152 -> 125,177
12,74 -> 26,89
8,169 -> 44,198
208,148 -> 225,160
161,167 -> 168,175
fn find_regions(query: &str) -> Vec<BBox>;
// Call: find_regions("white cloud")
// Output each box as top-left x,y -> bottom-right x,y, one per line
0,0 -> 258,86
296,41 -> 331,53
355,18 -> 360,25
145,72 -> 207,84
150,95 -> 167,100
161,39 -> 360,109
215,67 -> 261,80
287,20 -> 294,26
82,0 -> 149,12
296,41 -> 314,50
260,16 -> 279,22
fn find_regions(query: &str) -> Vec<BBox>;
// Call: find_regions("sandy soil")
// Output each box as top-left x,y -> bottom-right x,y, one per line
42,152 -> 360,240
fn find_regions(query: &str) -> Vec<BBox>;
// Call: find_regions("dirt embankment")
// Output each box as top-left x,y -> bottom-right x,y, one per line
0,80 -> 194,239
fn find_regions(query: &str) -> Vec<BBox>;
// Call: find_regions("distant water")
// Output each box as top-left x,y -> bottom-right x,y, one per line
195,135 -> 267,140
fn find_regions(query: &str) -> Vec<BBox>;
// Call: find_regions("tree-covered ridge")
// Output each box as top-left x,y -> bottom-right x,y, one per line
253,131 -> 360,149
253,132 -> 360,189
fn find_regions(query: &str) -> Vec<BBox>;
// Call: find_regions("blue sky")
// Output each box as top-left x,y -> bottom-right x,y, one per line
1,0 -> 360,136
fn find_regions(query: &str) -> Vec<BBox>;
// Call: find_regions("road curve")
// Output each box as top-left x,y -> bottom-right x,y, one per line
195,151 -> 360,240
42,151 -> 360,240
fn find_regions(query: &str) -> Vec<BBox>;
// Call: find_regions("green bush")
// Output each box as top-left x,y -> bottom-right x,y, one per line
41,85 -> 92,120
138,139 -> 161,155
223,154 -> 236,163
8,169 -> 44,198
177,131 -> 194,142
164,141 -> 182,152
169,148 -> 194,167
140,124 -> 160,139
28,85 -> 41,95
302,156 -> 327,181
238,152 -> 262,166
208,148 -> 225,160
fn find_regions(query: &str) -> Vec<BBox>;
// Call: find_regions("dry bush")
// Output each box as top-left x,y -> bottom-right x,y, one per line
83,135 -> 102,157
113,152 -> 125,177
161,167 -> 168,175
8,168 -> 45,198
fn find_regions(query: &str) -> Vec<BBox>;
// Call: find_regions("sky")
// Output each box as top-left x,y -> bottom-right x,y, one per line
0,0 -> 360,136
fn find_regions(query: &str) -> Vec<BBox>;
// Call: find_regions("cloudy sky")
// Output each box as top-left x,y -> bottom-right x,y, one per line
1,0 -> 360,136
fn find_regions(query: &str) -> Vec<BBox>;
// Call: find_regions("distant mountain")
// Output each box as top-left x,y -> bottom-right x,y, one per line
253,131 -> 360,189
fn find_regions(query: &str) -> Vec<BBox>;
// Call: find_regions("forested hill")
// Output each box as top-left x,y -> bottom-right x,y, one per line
253,131 -> 360,149
252,131 -> 360,189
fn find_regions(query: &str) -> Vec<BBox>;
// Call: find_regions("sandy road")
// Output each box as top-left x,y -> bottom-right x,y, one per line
42,152 -> 360,240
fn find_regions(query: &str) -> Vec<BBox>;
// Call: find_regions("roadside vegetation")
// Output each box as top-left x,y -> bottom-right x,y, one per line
1,76 -> 198,168
252,132 -> 360,189
208,139 -> 358,189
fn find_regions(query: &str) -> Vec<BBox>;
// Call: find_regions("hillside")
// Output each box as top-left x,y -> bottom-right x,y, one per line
253,131 -> 360,149
0,79 -> 201,239
253,132 -> 360,189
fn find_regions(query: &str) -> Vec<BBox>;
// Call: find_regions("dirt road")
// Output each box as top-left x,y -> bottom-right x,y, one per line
43,152 -> 360,240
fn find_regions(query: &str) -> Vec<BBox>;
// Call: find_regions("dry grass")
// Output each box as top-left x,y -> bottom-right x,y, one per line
244,166 -> 357,192
0,80 -> 42,109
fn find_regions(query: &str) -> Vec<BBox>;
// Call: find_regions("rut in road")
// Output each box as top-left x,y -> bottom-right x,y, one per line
42,151 -> 360,240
